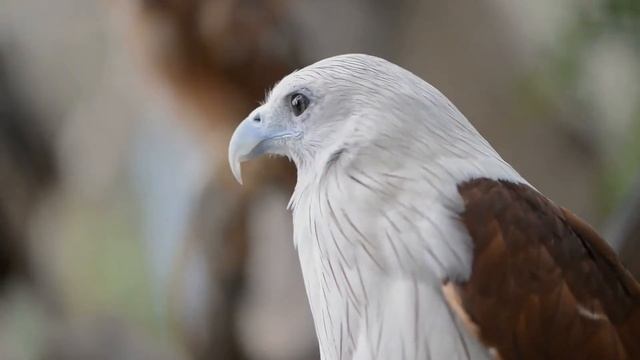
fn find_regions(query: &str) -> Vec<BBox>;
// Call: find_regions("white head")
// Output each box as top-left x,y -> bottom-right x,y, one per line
228,54 -> 498,184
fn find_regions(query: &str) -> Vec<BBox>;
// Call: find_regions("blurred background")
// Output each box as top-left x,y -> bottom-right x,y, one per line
0,0 -> 639,359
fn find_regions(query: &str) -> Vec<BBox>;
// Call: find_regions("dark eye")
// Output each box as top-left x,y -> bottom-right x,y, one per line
290,93 -> 310,116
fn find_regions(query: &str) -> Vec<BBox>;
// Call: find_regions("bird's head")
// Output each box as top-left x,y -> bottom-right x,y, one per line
228,54 -> 493,185
229,54 -> 409,184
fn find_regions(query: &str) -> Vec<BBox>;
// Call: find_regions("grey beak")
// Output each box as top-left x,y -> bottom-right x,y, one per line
228,115 -> 299,184
228,117 -> 267,185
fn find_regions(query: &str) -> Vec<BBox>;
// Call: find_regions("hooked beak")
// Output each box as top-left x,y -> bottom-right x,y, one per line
228,116 -> 297,184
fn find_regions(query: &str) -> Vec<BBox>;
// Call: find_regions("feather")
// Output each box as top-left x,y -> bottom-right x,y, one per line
456,179 -> 640,359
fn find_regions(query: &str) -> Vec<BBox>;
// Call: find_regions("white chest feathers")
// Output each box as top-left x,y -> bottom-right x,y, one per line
290,156 -> 523,359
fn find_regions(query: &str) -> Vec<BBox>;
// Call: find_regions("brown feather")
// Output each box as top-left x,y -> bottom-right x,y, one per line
455,178 -> 640,360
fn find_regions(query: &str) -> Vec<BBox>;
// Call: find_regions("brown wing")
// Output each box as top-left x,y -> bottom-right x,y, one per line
455,178 -> 640,360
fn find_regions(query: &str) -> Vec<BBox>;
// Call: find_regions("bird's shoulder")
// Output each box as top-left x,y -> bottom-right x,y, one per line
453,178 -> 640,360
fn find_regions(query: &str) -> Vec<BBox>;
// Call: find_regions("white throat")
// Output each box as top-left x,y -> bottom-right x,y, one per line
290,148 -> 523,359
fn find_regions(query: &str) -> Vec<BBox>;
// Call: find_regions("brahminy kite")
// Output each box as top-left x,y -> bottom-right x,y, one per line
228,54 -> 640,359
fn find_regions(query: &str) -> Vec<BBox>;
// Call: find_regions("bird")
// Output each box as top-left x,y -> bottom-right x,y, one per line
228,54 -> 640,359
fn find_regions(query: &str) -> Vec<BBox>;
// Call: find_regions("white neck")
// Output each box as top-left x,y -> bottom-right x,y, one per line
284,67 -> 526,358
290,150 -> 523,359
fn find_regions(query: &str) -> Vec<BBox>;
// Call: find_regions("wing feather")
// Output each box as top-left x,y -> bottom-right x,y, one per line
456,178 -> 640,359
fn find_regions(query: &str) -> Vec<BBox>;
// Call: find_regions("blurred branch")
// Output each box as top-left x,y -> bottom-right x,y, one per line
0,51 -> 57,291
130,0 -> 300,125
120,1 -> 304,359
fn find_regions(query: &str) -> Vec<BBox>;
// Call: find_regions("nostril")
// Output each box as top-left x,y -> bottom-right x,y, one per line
253,114 -> 261,123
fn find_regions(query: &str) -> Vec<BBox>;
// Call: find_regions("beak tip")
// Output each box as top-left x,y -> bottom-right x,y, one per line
235,172 -> 244,186
230,160 -> 244,185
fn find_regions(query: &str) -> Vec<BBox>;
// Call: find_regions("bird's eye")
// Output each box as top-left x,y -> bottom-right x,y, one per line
290,93 -> 310,116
